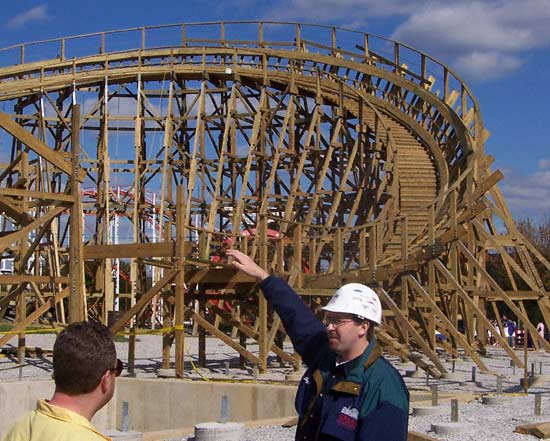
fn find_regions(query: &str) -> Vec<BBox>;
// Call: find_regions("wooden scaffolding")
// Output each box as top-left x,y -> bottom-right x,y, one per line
0,22 -> 548,377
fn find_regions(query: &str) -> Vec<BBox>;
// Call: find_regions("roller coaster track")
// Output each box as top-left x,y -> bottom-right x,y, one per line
0,21 -> 549,377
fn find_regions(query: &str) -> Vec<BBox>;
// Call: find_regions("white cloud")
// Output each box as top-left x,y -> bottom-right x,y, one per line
500,163 -> 550,217
265,0 -> 550,81
392,0 -> 550,81
267,0 -> 428,24
6,5 -> 49,29
453,51 -> 523,81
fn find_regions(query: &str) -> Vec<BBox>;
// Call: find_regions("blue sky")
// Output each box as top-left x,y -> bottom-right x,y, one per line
0,0 -> 549,219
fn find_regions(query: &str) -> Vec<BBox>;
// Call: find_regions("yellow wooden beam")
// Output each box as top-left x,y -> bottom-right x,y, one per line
0,111 -> 85,181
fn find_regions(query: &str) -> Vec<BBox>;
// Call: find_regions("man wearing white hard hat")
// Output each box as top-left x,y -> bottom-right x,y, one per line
227,250 -> 409,441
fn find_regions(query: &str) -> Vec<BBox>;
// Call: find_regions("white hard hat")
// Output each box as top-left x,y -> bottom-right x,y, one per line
321,283 -> 382,325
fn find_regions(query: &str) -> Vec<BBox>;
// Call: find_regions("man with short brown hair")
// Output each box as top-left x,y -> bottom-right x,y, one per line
228,249 -> 409,440
2,321 -> 122,441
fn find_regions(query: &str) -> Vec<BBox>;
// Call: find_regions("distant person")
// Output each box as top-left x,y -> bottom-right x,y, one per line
503,316 -> 516,348
537,321 -> 546,342
227,249 -> 409,441
2,321 -> 122,441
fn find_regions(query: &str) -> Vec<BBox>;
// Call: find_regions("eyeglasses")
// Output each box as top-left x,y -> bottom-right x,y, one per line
109,359 -> 124,377
323,317 -> 356,327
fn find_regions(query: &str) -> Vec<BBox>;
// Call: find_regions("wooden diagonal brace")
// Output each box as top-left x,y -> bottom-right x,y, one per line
0,288 -> 69,347
0,206 -> 65,253
109,269 -> 178,335
377,287 -> 447,374
0,111 -> 85,181
190,310 -> 260,365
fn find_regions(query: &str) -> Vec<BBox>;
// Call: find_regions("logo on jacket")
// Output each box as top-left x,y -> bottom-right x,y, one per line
336,406 -> 359,431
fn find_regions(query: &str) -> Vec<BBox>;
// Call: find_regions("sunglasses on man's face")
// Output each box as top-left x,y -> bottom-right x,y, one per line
109,358 -> 124,377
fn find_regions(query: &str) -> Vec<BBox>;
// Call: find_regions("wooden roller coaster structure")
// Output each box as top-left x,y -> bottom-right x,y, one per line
0,21 -> 548,377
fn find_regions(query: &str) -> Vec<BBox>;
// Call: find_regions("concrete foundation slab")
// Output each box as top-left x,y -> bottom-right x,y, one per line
412,406 -> 444,416
156,369 -> 177,378
440,372 -> 464,382
285,370 -> 304,382
405,369 -> 424,378
0,378 -> 296,437
481,395 -> 509,406
104,429 -> 143,440
194,422 -> 245,441
519,375 -> 550,387
431,422 -> 472,436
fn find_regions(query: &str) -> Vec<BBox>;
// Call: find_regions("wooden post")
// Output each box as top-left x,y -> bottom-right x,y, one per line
69,104 -> 85,323
258,215 -> 268,373
528,320 -> 529,394
369,225 -> 376,280
401,276 -> 409,345
428,260 -> 436,350
293,224 -> 303,289
162,222 -> 172,369
334,228 -> 343,277
16,151 -> 29,363
359,228 -> 367,268
175,185 -> 186,377
162,291 -> 171,370
198,294 -> 206,367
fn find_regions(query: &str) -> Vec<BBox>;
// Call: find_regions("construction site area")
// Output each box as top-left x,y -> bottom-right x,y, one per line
1,21 -> 550,440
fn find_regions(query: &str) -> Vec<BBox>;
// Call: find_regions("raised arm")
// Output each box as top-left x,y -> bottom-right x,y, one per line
226,249 -> 269,281
226,250 -> 328,365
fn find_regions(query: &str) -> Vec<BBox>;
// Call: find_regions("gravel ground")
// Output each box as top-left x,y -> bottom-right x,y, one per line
3,333 -> 550,440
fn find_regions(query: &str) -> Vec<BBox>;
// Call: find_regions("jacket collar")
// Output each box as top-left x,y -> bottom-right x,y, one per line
336,337 -> 382,382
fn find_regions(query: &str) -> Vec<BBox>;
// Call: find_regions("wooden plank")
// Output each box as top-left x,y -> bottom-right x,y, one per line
0,288 -> 68,347
69,104 -> 85,323
175,185 -> 185,377
406,275 -> 491,372
378,287 -> 446,374
109,269 -> 178,335
0,196 -> 33,224
515,422 -> 550,438
0,206 -> 65,253
83,242 -> 193,259
207,303 -> 296,365
205,83 -> 236,252
0,275 -> 69,284
0,111 -> 84,180
408,432 -> 440,441
433,257 -> 524,367
190,311 -> 260,365
457,240 -> 550,352
0,188 -> 74,202
186,268 -> 257,285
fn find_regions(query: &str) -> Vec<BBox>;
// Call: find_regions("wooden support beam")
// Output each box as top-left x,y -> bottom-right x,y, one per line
0,188 -> 74,202
433,258 -> 524,367
405,275 -> 492,372
109,269 -> 178,335
0,111 -> 84,180
0,288 -> 68,347
0,196 -> 34,224
69,104 -> 85,323
456,240 -> 550,352
0,206 -> 65,253
190,310 -> 260,365
83,241 -> 192,259
0,275 -> 69,284
175,185 -> 185,377
378,287 -> 446,373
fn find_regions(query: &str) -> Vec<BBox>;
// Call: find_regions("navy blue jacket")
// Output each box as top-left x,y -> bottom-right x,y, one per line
260,276 -> 409,441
